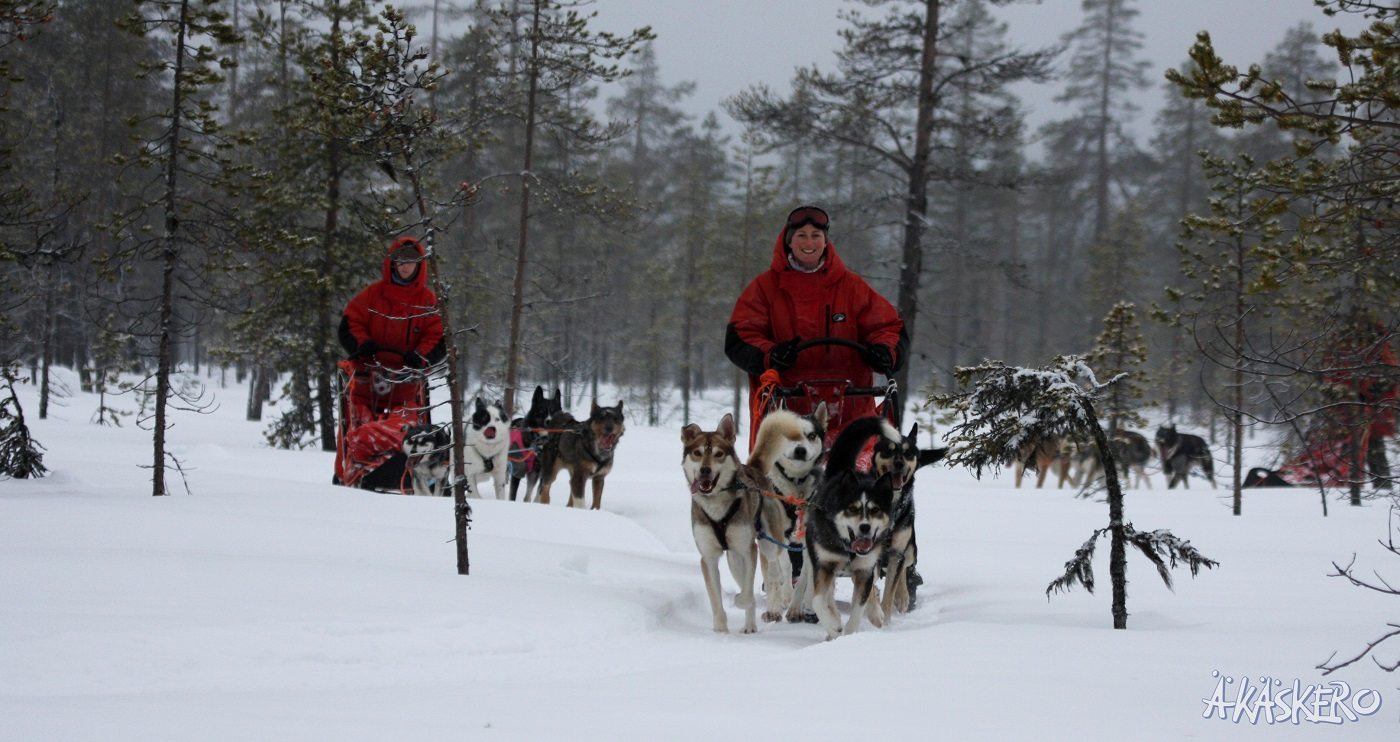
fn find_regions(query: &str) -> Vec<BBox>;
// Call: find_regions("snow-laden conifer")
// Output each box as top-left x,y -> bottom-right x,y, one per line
934,355 -> 1218,629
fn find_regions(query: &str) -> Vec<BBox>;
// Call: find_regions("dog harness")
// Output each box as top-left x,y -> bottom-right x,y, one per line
703,486 -> 747,551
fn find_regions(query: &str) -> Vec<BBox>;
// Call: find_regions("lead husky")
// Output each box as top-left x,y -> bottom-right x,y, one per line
742,404 -> 828,623
682,414 -> 759,634
806,467 -> 896,641
537,400 -> 626,509
463,398 -> 510,499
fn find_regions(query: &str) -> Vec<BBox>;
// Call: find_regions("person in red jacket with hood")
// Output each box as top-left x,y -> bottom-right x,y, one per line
339,236 -> 446,396
725,205 -> 907,448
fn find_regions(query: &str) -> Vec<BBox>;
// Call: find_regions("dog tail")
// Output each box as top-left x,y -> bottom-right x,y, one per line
826,416 -> 900,475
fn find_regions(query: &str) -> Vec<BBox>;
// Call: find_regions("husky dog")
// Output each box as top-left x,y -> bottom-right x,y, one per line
743,403 -> 828,623
805,468 -> 896,640
1075,430 -> 1154,489
859,419 -> 946,616
682,414 -> 760,634
509,387 -> 563,503
461,398 -> 509,499
537,400 -> 626,509
1243,467 -> 1294,488
1155,424 -> 1216,489
403,424 -> 451,497
1013,438 -> 1074,488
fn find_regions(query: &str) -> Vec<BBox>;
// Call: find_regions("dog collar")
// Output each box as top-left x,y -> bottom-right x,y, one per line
774,461 -> 813,486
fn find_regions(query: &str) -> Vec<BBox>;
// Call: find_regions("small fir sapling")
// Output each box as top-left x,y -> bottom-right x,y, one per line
932,355 -> 1218,629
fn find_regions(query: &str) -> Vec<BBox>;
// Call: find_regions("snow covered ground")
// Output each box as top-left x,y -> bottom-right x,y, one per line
3,368 -> 1398,741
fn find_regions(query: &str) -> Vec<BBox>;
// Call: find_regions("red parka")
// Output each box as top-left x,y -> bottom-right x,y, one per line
340,236 -> 444,366
725,232 -> 905,443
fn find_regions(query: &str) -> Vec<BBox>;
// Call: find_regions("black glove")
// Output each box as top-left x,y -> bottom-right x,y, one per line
767,337 -> 802,371
403,351 -> 428,369
354,340 -> 380,359
862,344 -> 894,375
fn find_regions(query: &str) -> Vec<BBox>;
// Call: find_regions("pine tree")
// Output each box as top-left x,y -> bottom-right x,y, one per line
494,0 -> 652,416
1085,302 -> 1148,433
115,0 -> 242,496
934,356 -> 1217,629
0,364 -> 46,478
1171,152 -> 1285,514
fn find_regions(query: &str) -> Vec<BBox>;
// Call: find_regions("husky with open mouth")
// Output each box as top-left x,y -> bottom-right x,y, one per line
805,467 -> 895,640
743,403 -> 828,623
682,413 -> 760,634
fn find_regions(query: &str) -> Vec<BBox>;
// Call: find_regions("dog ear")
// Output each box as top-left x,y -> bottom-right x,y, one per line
615,399 -> 624,414
812,401 -> 829,428
591,399 -> 601,416
907,421 -> 919,439
717,413 -> 736,443
681,423 -> 702,445
917,446 -> 948,469
532,386 -> 545,404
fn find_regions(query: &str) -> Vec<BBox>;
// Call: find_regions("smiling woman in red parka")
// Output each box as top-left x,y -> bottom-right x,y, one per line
725,205 -> 907,447
339,236 -> 446,371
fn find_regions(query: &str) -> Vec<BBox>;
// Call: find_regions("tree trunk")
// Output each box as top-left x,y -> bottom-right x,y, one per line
1084,399 -> 1128,629
316,8 -> 346,452
504,2 -> 542,418
892,0 -> 942,424
152,0 -> 193,497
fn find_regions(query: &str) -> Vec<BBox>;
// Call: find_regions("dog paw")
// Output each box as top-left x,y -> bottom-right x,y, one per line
763,611 -> 783,623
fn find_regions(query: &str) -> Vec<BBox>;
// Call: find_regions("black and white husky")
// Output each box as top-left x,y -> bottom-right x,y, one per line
805,467 -> 896,641
742,403 -> 828,623
403,424 -> 451,497
463,398 -> 510,499
860,419 -> 946,617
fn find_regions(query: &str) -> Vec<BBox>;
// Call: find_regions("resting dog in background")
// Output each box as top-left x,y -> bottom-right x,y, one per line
682,413 -> 759,634
403,424 -> 451,497
1155,423 -> 1216,489
463,398 -> 510,499
509,386 -> 563,503
1243,467 -> 1294,487
742,403 -> 828,623
537,400 -> 626,509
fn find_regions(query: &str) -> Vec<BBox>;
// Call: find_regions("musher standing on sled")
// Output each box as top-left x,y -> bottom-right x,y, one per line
339,236 -> 447,383
724,205 -> 914,597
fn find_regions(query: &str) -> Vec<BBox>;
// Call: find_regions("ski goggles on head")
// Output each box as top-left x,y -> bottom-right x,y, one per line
391,247 -> 424,264
785,206 -> 830,232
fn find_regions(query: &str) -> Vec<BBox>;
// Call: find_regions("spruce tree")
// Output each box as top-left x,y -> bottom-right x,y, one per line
934,356 -> 1217,629
1085,302 -> 1149,434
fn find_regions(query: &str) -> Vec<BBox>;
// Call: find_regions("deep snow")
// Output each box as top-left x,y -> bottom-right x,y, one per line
2,368 -> 1398,741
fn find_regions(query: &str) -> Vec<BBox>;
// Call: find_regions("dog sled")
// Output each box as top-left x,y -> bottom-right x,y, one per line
332,357 -> 433,492
1249,423 -> 1372,488
752,337 -> 901,450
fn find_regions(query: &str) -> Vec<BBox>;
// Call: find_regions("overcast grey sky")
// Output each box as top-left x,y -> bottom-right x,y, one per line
589,0 -> 1368,143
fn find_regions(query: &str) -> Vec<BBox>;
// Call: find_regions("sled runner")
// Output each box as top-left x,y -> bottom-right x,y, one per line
753,336 -> 900,454
333,357 -> 432,491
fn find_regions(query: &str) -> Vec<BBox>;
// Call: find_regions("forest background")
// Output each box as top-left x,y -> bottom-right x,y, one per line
3,0 -> 1400,502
